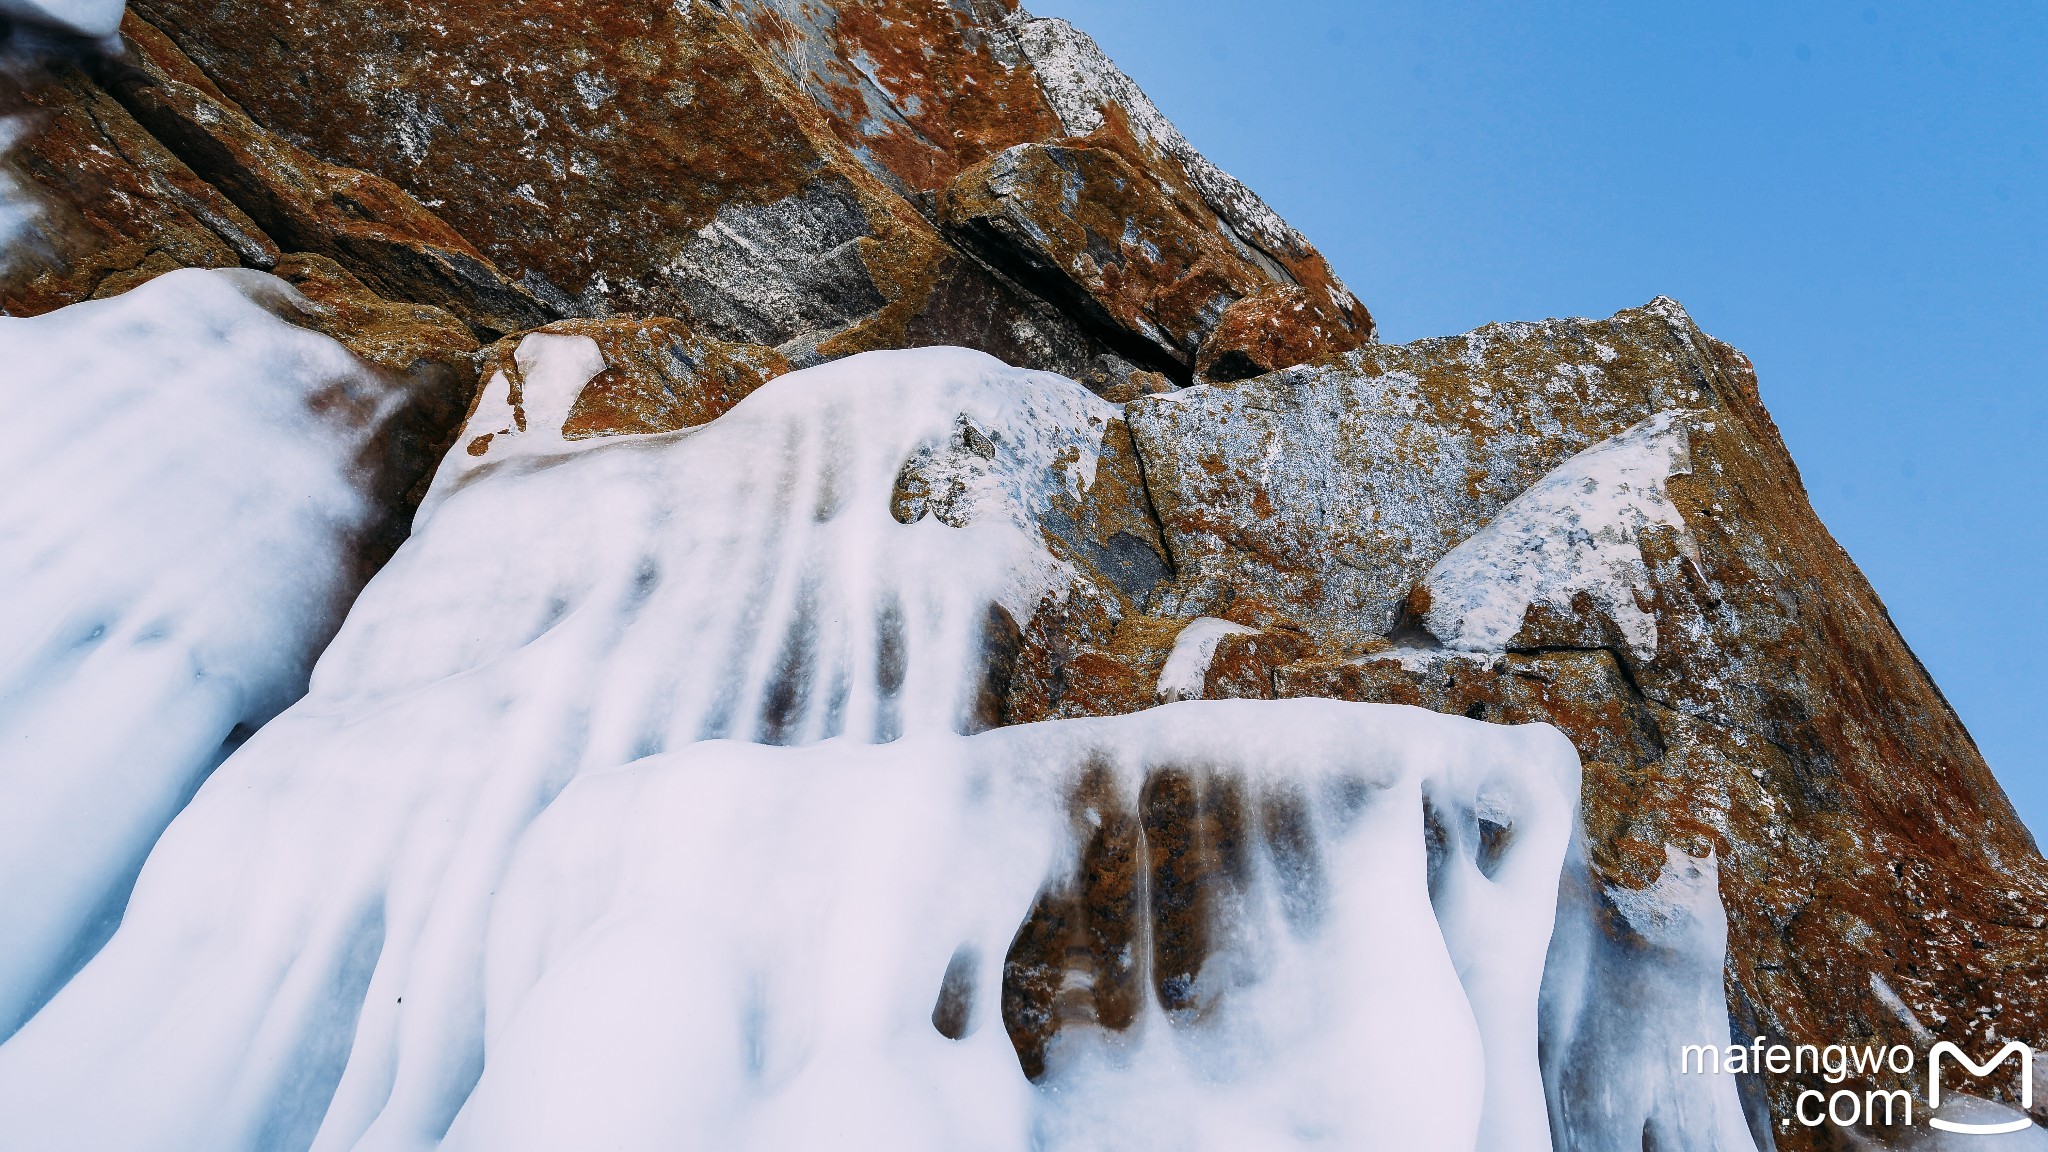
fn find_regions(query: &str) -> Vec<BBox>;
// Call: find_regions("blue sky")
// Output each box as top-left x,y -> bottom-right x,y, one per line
1032,1 -> 2048,835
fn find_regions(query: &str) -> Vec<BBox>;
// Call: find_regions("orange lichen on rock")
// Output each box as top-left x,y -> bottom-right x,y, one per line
103,14 -> 552,337
1195,284 -> 1370,383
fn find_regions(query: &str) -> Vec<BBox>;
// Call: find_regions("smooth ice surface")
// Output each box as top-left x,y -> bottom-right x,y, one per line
1540,846 -> 1761,1152
449,704 -> 1578,1152
0,269 -> 403,1039
1422,411 -> 1698,661
0,692 -> 1581,1151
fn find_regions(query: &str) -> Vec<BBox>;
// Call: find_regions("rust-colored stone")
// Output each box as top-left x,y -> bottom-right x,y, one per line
941,114 -> 1369,379
1194,284 -> 1370,383
727,0 -> 1063,196
1141,766 -> 1251,1020
1000,760 -> 1143,1080
1,52 -> 271,314
98,14 -> 552,337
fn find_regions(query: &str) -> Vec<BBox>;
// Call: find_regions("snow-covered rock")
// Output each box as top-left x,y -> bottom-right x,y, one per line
1419,410 -> 1700,662
0,346 -> 1641,1151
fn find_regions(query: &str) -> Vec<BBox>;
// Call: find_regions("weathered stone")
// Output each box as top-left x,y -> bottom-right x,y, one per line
720,0 -> 1065,196
114,0 -> 1362,386
1125,302 -> 1722,646
941,117 -> 1369,379
1109,298 -> 2048,1143
95,15 -> 551,337
1005,13 -> 1374,348
475,316 -> 787,443
0,50 -> 272,313
1195,284 -> 1370,383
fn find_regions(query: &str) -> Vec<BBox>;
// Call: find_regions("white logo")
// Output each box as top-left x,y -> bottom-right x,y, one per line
1928,1041 -> 2034,1136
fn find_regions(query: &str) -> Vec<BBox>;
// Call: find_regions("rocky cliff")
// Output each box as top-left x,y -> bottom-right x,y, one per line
1,2 -> 2040,1148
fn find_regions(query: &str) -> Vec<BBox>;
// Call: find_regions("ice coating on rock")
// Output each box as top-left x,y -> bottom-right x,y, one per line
1540,846 -> 1762,1151
0,118 -> 40,267
449,703 -> 1579,1152
1155,616 -> 1255,701
0,340 -> 1763,1150
1422,411 -> 1699,661
0,268 -> 402,1040
0,691 -> 1582,1151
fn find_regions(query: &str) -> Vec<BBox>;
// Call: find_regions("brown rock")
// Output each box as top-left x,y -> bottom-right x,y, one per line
1194,284 -> 1371,383
121,0 -> 1058,373
0,51 -> 273,314
95,15 -> 552,337
722,0 -> 1065,196
941,115 -> 1369,379
115,0 -> 1362,390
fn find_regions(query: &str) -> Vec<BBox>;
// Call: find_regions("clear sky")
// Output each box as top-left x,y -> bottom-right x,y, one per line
1031,1 -> 2048,835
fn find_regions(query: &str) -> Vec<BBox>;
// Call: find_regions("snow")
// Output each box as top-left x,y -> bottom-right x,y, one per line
443,703 -> 1579,1152
1540,846 -> 1760,1151
1155,616 -> 1255,701
0,269 -> 408,1041
0,331 -> 1752,1149
1421,410 -> 1700,661
0,691 -> 1581,1151
0,0 -> 125,40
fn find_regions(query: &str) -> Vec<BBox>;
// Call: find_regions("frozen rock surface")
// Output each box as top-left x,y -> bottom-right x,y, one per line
1420,410 -> 1698,662
0,345 -> 1743,1152
0,1 -> 2043,1148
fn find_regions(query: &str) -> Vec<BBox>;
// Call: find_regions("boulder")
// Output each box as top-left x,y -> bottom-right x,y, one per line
1195,284 -> 1371,383
942,119 -> 1371,379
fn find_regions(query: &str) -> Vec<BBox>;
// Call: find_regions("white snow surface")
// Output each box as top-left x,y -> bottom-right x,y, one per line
1540,846 -> 1760,1151
0,337 -> 1757,1150
0,268 -> 406,1039
1155,616 -> 1256,701
0,691 -> 1579,1151
0,0 -> 124,39
1422,410 -> 1699,661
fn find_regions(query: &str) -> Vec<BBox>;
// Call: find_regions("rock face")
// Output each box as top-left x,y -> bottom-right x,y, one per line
1,1 -> 2041,1147
1036,300 -> 2048,1145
